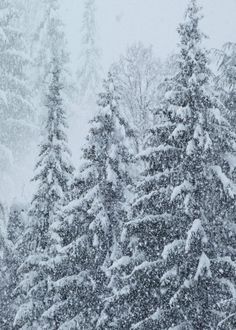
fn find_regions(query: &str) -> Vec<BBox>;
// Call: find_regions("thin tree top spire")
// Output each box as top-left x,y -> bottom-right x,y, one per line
44,59 -> 68,145
173,0 -> 209,95
29,58 -> 74,251
186,0 -> 201,17
178,0 -> 204,48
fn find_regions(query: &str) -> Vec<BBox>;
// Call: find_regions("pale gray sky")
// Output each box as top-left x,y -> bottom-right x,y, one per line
62,0 -> 236,72
16,0 -> 236,202
60,0 -> 236,168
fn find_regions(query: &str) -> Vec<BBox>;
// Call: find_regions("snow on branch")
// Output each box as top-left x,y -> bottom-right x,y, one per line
171,180 -> 192,202
211,165 -> 236,198
185,218 -> 208,253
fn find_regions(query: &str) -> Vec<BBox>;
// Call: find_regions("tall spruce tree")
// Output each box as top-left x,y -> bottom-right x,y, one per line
103,1 -> 236,329
0,204 -> 28,329
99,58 -> 176,330
40,72 -> 134,329
158,1 -> 236,329
14,60 -> 74,329
0,230 -> 17,329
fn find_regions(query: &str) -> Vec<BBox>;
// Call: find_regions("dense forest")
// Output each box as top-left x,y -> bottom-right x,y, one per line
0,0 -> 236,329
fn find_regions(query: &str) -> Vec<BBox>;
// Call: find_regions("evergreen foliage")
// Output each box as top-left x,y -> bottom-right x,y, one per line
41,72 -> 134,329
14,60 -> 74,329
1,1 -> 236,329
101,1 -> 236,329
158,1 -> 236,329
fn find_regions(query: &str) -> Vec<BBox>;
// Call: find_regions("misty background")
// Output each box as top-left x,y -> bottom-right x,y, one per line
63,0 -> 236,165
1,1 -> 236,328
4,0 -> 236,203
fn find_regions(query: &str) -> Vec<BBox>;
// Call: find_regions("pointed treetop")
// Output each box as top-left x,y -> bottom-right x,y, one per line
185,0 -> 202,20
98,72 -> 120,109
186,0 -> 199,16
178,0 -> 204,47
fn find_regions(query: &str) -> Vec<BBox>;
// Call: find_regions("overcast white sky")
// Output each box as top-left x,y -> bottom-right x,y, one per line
62,0 -> 236,71
15,0 -> 236,202
60,0 -> 236,167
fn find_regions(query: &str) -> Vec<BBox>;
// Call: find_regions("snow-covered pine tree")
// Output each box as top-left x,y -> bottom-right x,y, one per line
0,233 -> 17,329
99,55 -> 177,330
0,204 -> 28,329
14,59 -> 74,329
0,0 -> 35,159
103,1 -> 236,329
40,72 -> 134,329
7,203 -> 27,245
156,1 -> 236,329
77,0 -> 102,103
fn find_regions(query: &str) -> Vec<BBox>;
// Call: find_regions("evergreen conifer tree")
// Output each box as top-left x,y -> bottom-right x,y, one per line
0,204 -> 28,329
104,1 -> 236,329
41,72 -> 134,329
158,1 -> 236,329
14,59 -> 74,329
0,232 -> 18,329
99,59 -> 176,330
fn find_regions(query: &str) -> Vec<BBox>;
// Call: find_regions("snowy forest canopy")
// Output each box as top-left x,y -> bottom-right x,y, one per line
0,0 -> 236,329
